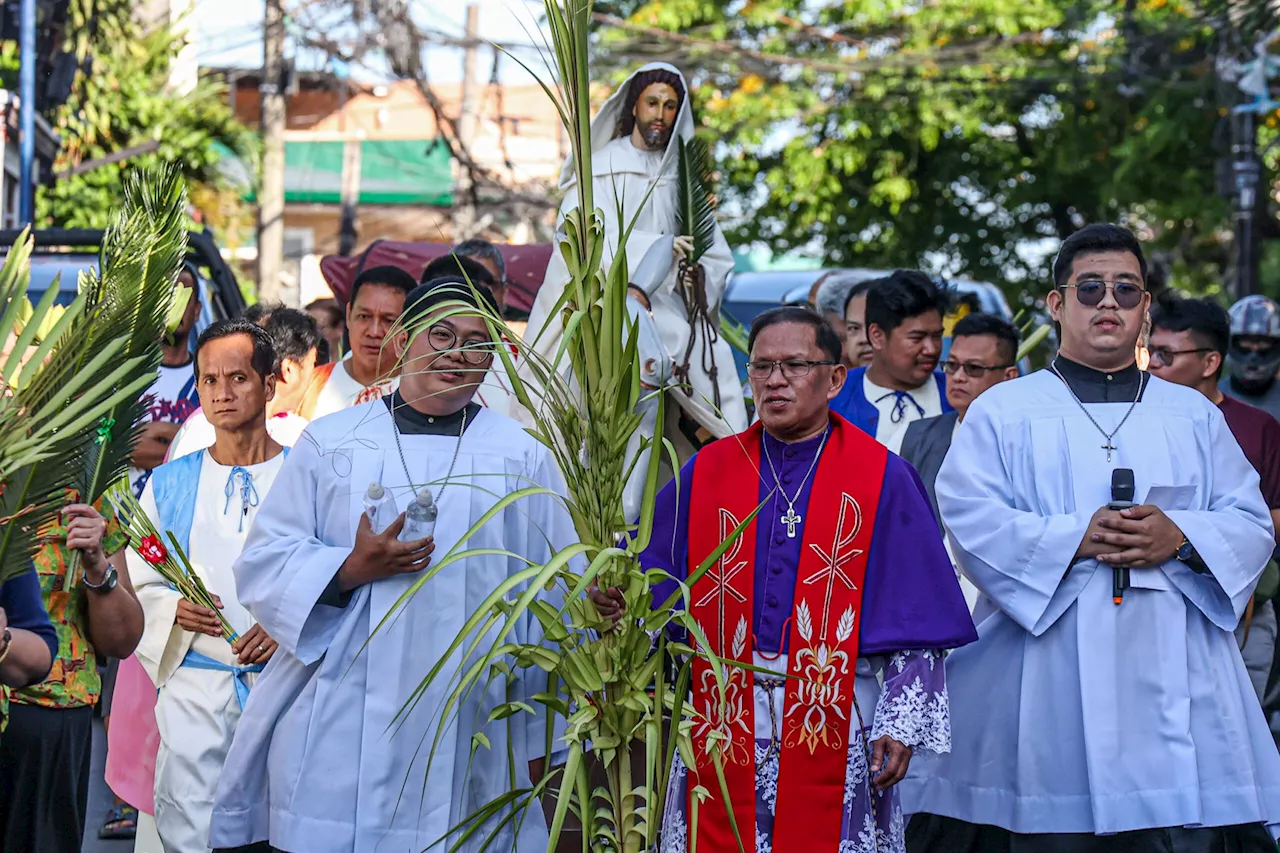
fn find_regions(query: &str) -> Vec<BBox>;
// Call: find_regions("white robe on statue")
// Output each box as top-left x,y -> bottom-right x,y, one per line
521,62 -> 746,439
209,401 -> 573,853
130,451 -> 286,853
901,371 -> 1280,835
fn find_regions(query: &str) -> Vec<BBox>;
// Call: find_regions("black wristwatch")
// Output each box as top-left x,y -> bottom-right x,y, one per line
82,565 -> 118,594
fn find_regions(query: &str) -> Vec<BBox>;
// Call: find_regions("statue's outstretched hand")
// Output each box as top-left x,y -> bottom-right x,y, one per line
673,235 -> 694,260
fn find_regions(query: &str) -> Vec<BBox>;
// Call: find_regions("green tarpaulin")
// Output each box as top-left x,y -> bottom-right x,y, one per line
224,139 -> 454,206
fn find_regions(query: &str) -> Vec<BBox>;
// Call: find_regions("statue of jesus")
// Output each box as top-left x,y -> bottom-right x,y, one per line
523,62 -> 748,446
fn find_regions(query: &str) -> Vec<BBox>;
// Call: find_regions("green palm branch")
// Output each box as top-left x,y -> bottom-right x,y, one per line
0,167 -> 186,587
675,136 -> 717,266
62,166 -> 188,584
387,3 -> 753,852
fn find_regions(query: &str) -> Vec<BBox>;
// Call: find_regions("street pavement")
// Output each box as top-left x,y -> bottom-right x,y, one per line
83,717 -> 131,853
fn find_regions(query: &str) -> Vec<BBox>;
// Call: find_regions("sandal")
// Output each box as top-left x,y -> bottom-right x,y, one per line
98,802 -> 138,840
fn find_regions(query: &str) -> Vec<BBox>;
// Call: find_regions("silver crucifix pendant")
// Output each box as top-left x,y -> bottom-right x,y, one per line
781,507 -> 801,538
1102,441 -> 1116,462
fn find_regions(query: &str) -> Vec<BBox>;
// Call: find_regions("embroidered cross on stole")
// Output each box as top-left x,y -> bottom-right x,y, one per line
687,416 -> 887,852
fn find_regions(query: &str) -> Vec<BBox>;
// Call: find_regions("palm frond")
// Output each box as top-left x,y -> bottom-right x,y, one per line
0,167 -> 187,585
675,136 -> 717,265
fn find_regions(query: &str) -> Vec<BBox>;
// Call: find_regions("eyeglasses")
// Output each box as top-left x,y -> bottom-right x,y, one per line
426,324 -> 496,365
745,359 -> 839,380
1148,346 -> 1213,368
940,360 -> 1014,378
1061,279 -> 1146,310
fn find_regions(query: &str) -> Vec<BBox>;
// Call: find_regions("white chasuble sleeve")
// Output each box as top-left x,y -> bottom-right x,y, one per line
129,482 -> 191,689
1161,408 -> 1275,630
936,401 -> 1094,636
233,431 -> 354,665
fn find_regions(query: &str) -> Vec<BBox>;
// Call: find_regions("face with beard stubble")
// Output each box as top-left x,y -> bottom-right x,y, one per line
630,82 -> 679,151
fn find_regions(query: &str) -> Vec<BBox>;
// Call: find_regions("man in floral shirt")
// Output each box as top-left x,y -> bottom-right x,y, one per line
0,497 -> 144,852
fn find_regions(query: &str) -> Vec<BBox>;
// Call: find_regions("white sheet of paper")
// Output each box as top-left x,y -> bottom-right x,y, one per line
1143,484 -> 1198,512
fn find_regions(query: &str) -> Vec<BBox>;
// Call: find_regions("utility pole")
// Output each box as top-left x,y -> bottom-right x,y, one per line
451,3 -> 480,241
17,0 -> 35,225
338,132 -> 362,256
258,0 -> 287,304
1232,109 -> 1262,300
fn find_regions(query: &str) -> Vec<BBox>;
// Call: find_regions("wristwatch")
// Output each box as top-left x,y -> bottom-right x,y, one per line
82,565 -> 118,594
1175,537 -> 1196,563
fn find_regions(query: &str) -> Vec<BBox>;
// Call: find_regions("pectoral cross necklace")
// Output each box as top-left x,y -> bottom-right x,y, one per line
762,426 -> 829,538
1049,358 -> 1146,463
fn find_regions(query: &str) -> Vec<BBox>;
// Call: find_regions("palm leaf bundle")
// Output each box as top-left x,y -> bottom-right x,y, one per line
0,166 -> 186,587
386,4 -> 754,852
63,167 -> 188,584
675,136 -> 717,266
107,481 -> 235,640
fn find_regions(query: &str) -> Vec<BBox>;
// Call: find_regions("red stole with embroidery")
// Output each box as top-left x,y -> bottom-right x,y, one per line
686,414 -> 887,852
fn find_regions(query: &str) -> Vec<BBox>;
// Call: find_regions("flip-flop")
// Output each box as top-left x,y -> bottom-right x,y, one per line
97,803 -> 138,840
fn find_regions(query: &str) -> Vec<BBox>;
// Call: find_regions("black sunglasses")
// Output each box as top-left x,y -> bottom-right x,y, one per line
1061,279 -> 1145,310
941,360 -> 1014,378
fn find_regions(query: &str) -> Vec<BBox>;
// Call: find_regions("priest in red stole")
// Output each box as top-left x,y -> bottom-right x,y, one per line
640,306 -> 977,853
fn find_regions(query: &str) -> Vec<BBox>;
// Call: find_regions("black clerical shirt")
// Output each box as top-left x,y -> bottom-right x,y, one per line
1049,355 -> 1147,403
383,392 -> 481,435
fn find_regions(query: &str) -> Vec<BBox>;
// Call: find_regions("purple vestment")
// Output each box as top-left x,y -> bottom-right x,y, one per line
645,426 -> 977,853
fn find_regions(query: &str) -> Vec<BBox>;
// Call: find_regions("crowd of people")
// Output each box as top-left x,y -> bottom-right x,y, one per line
2,58 -> 1280,853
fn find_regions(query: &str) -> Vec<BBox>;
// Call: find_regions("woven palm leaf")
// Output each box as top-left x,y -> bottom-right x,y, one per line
675,135 -> 717,265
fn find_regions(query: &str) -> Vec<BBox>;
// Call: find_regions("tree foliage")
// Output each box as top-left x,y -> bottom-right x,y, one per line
34,0 -> 256,230
595,0 -> 1249,300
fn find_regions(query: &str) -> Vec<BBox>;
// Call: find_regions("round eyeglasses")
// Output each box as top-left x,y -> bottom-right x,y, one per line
426,324 -> 497,365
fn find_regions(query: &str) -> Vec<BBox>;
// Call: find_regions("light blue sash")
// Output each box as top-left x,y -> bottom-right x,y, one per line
179,648 -> 264,709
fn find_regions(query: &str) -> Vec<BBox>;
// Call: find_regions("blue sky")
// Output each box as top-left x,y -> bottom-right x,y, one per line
191,0 -> 551,84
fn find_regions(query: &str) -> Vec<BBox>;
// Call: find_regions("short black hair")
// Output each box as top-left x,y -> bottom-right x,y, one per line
420,254 -> 495,289
1150,292 -> 1230,377
194,318 -> 275,381
350,265 -> 418,307
1052,223 -> 1147,287
842,279 -> 872,316
747,306 -> 843,364
242,301 -> 283,326
453,239 -> 506,282
952,312 -> 1020,366
402,275 -> 502,328
864,270 -> 949,336
262,307 -> 322,369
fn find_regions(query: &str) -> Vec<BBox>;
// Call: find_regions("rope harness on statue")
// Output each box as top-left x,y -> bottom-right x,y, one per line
674,259 -> 724,411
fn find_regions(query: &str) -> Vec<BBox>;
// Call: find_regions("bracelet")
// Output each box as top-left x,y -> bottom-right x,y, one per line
0,628 -> 12,666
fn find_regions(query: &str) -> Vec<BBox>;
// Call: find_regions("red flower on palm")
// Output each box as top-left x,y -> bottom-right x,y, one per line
138,534 -> 168,566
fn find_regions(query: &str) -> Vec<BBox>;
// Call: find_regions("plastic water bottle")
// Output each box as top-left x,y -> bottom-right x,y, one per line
400,489 -> 437,542
363,482 -> 398,534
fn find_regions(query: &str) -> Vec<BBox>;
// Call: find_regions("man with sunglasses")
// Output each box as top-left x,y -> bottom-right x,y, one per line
1147,293 -> 1280,708
904,223 -> 1280,853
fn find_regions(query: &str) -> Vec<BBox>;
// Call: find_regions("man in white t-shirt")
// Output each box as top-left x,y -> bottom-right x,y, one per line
128,266 -> 203,497
168,307 -> 319,460
830,269 -> 951,453
297,265 -> 416,421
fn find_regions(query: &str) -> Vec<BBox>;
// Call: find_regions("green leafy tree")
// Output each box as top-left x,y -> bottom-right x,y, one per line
34,0 -> 255,230
596,0 -> 1246,300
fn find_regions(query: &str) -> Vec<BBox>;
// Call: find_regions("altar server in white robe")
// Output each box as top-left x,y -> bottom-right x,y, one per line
903,223 -> 1280,852
209,277 -> 571,853
130,319 -> 286,853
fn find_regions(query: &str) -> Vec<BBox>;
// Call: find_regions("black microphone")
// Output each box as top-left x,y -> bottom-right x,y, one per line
1107,468 -> 1136,604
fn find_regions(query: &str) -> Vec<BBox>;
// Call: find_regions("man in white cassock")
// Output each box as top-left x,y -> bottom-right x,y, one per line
902,224 -> 1280,852
521,63 -> 747,482
129,319 -> 286,853
209,276 -> 572,853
